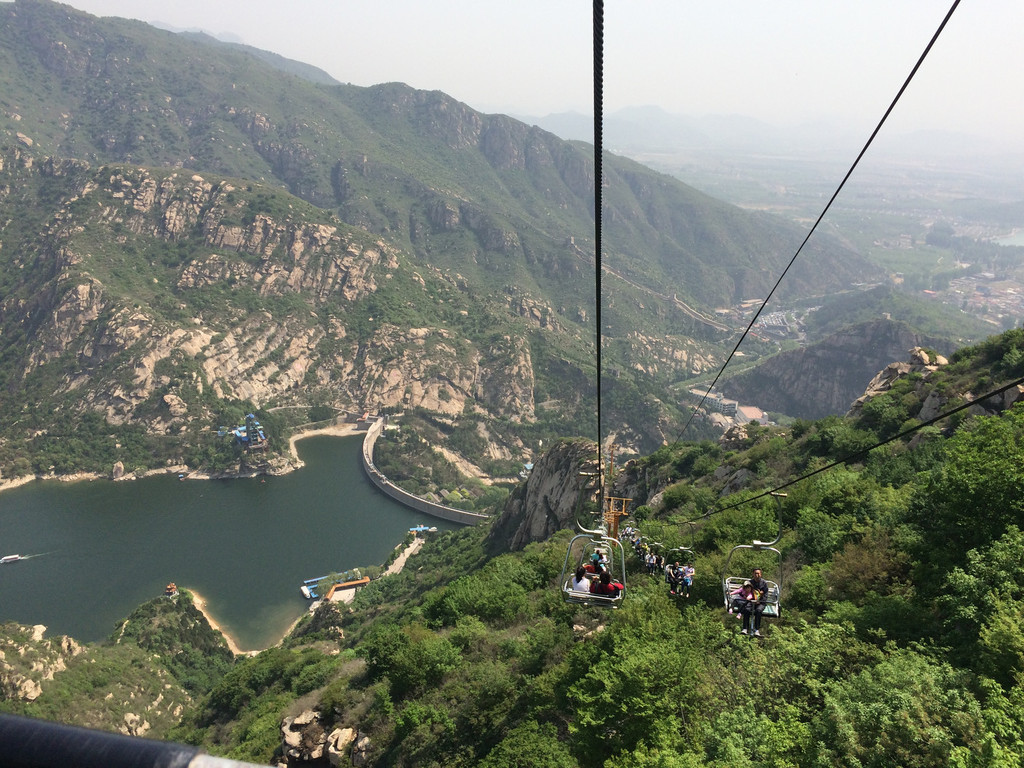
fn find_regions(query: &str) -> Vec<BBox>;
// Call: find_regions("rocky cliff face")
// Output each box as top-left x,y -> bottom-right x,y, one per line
0,150 -> 542,468
486,439 -> 600,552
720,318 -> 950,420
848,345 -> 1024,423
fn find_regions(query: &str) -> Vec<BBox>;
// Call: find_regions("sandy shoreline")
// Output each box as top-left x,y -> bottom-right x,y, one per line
0,464 -> 198,495
287,422 -> 362,460
187,589 -> 258,657
0,420 -> 364,497
187,535 -> 424,656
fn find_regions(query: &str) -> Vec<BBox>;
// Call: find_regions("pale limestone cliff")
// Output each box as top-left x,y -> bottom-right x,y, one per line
848,345 -> 1024,423
847,346 -> 949,417
0,624 -> 81,702
5,163 -> 540,458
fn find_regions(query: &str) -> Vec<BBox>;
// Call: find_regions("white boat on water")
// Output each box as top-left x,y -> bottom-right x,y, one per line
0,554 -> 21,564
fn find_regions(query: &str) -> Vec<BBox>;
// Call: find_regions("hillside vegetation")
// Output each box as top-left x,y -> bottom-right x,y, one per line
4,327 -> 1024,767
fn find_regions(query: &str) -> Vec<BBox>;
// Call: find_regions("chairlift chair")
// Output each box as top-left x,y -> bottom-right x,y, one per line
560,532 -> 627,607
721,541 -> 782,618
721,492 -> 786,618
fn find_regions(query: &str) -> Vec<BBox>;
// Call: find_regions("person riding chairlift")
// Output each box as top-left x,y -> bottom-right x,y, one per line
741,567 -> 770,637
667,561 -> 683,595
571,566 -> 590,592
590,570 -> 623,597
730,570 -> 768,637
682,562 -> 695,598
729,580 -> 756,615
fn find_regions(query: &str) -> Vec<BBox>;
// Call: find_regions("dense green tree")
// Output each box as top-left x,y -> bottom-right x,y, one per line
359,622 -> 462,700
565,593 -> 715,765
477,722 -> 577,768
939,526 -> 1024,681
604,737 -> 705,768
795,505 -> 842,562
917,407 -> 1024,568
809,650 -> 985,768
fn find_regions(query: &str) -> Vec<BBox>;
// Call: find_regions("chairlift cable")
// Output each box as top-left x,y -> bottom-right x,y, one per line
593,0 -> 606,509
672,0 -> 962,446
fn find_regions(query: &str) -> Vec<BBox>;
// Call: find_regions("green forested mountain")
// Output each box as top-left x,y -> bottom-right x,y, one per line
5,327 -> 1024,767
0,0 -> 889,478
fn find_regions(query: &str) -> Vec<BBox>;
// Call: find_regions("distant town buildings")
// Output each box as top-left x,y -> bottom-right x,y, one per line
687,389 -> 771,431
690,390 -> 738,416
939,271 -> 1024,327
737,405 -> 766,422
755,311 -> 791,338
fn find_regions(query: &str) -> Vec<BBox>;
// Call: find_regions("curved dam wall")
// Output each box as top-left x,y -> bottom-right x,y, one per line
361,418 -> 490,526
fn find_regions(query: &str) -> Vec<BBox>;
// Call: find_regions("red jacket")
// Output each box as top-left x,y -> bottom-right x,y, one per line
590,580 -> 623,596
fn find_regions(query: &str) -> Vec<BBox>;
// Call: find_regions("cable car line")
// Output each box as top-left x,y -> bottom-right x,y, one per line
593,0 -> 606,502
648,1 -> 964,629
557,1 -> 629,610
583,1 -> 967,612
672,0 -> 962,447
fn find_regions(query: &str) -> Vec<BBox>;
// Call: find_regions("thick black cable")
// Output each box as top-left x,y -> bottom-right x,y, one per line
593,0 -> 605,490
673,0 -> 962,444
694,374 -> 1024,522
0,713 -> 199,768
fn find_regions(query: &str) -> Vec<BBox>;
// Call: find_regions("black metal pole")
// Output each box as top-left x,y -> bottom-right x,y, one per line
0,714 -> 265,768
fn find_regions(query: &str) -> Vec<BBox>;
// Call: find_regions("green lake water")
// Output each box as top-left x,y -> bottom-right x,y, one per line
0,435 -> 459,650
995,230 -> 1024,247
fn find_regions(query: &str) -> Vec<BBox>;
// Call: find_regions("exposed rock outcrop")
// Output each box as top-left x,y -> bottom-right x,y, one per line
282,709 -> 327,763
121,712 -> 151,738
351,733 -> 372,767
0,624 -> 82,703
327,727 -> 357,767
847,345 -> 949,417
486,438 -> 599,553
848,345 -> 1024,426
721,319 -> 949,420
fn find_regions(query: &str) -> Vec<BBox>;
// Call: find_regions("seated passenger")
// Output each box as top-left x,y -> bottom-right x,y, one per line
570,566 -> 590,592
682,563 -> 695,598
590,570 -> 624,597
742,567 -> 770,637
729,580 -> 755,615
666,561 -> 682,594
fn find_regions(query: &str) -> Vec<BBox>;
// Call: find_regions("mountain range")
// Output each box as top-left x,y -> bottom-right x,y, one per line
0,0 -> 977,481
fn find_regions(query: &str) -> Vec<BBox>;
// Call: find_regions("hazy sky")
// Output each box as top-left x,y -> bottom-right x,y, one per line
58,1 -> 1023,148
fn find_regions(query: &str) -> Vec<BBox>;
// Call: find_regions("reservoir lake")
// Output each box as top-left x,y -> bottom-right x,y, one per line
0,434 -> 460,650
995,230 -> 1024,247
